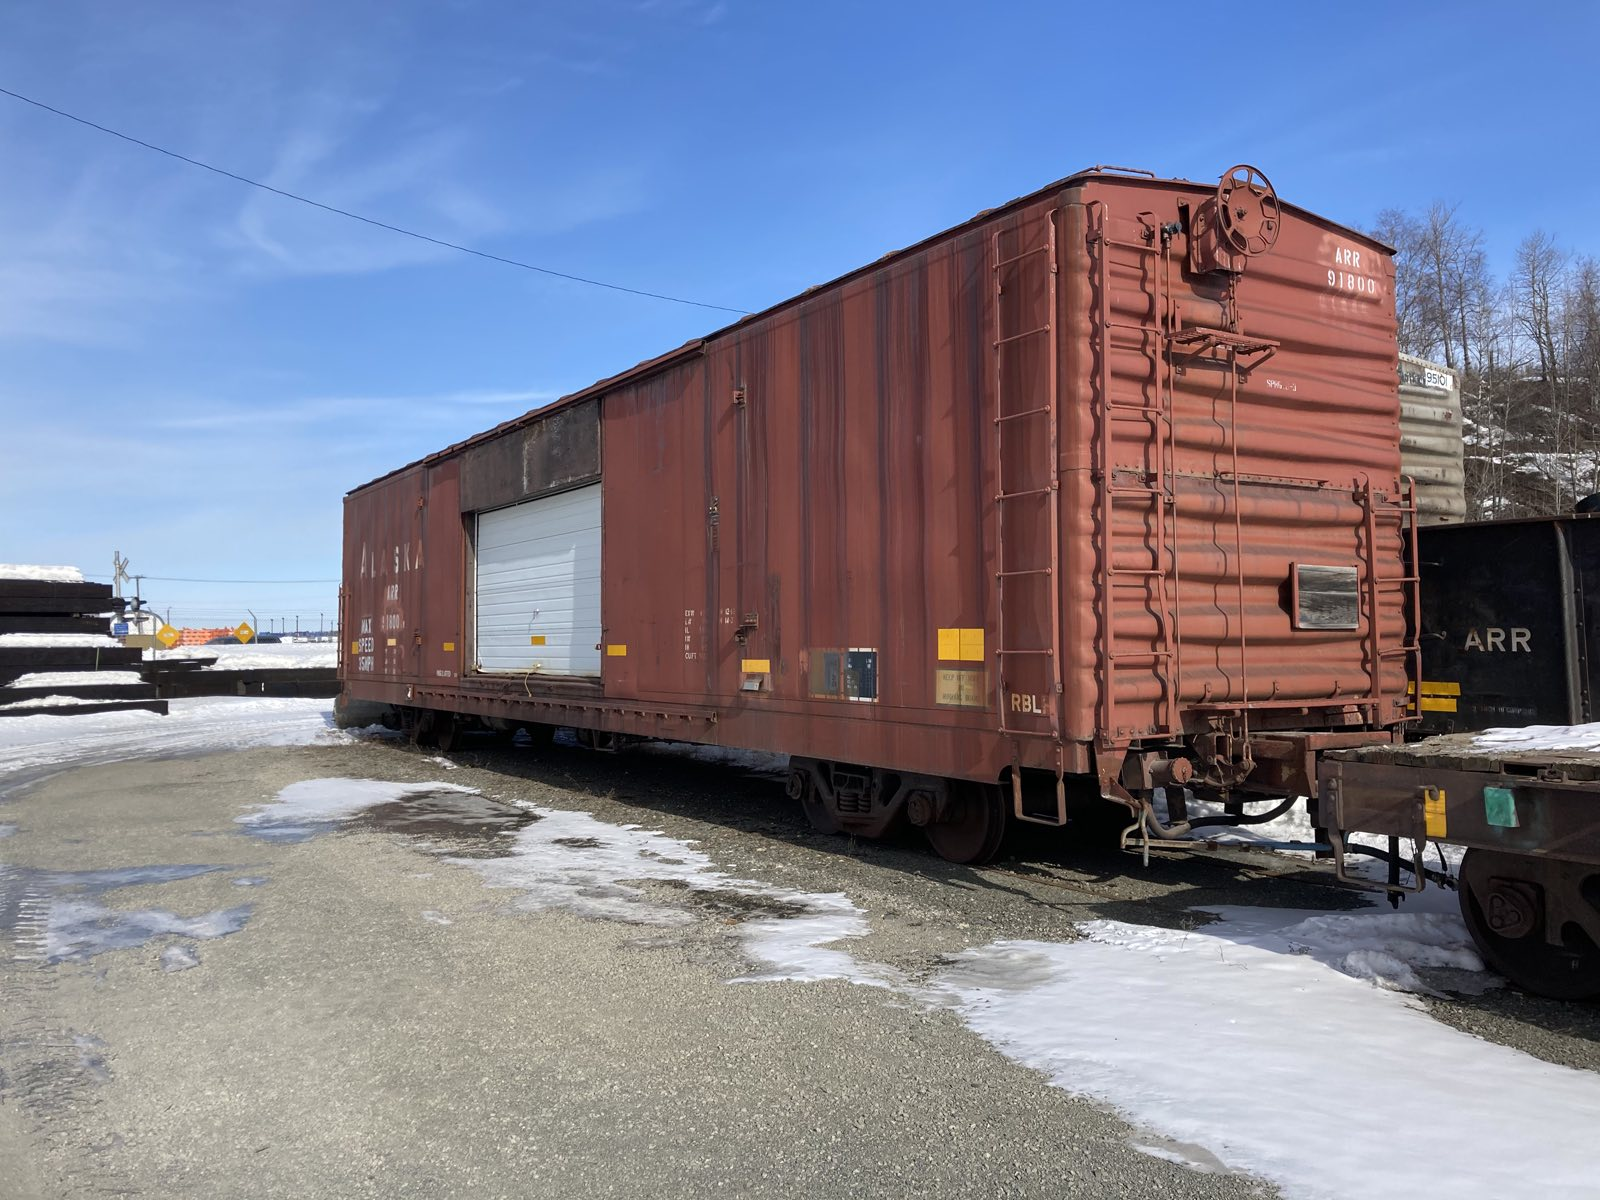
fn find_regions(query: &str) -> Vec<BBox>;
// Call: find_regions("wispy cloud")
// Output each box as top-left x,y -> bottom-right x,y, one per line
152,388 -> 558,432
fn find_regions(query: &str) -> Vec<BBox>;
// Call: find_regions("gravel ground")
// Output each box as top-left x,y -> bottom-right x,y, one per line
3,732 -> 1598,1198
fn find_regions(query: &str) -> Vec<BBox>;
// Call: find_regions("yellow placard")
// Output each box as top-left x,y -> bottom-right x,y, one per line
741,658 -> 771,674
1424,787 -> 1448,839
937,627 -> 985,662
606,644 -> 628,657
156,624 -> 181,649
386,638 -> 397,647
234,622 -> 255,644
529,634 -> 547,646
443,641 -> 456,652
350,641 -> 359,654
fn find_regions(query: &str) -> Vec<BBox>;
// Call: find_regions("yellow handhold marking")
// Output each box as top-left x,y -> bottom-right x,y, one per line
1424,787 -> 1448,840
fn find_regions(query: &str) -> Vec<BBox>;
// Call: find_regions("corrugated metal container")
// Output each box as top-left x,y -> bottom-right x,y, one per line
1416,515 -> 1600,732
341,165 -> 1412,853
1398,352 -> 1467,524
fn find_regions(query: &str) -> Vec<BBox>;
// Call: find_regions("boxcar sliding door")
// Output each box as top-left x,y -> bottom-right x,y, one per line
473,483 -> 604,678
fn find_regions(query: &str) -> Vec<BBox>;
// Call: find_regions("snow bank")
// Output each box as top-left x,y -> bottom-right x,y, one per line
0,564 -> 84,582
933,913 -> 1600,1199
0,696 -> 345,795
146,642 -> 336,670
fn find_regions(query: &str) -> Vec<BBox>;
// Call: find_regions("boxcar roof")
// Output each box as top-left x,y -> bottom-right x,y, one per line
348,166 -> 1390,496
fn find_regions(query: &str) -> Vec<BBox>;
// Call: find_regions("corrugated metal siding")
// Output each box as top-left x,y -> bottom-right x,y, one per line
474,484 -> 603,677
1062,178 -> 1409,742
1399,353 -> 1467,525
342,170 -> 1410,784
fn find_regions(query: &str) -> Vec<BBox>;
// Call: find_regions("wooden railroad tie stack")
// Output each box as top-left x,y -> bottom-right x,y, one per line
0,576 -> 169,718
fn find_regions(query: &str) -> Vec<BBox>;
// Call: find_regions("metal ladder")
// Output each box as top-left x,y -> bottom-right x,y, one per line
990,214 -> 1067,824
1359,476 -> 1422,723
1087,204 -> 1180,747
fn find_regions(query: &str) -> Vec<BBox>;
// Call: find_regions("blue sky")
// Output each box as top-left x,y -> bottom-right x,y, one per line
1,1 -> 1595,629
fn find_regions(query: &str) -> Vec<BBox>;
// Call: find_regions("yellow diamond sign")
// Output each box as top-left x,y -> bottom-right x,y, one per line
156,624 -> 181,649
234,622 -> 255,644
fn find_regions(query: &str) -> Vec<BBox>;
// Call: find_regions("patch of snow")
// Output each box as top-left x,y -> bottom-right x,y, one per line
43,899 -> 251,964
0,823 -> 17,838
424,755 -> 459,771
238,778 -> 890,986
159,943 -> 202,972
930,913 -> 1600,1200
734,896 -> 905,989
5,670 -> 143,688
0,696 -> 344,797
231,876 -> 268,888
0,633 -> 120,647
1152,790 -> 1465,896
1475,722 -> 1600,752
0,564 -> 83,582
234,778 -> 481,842
634,740 -> 790,776
421,910 -> 452,925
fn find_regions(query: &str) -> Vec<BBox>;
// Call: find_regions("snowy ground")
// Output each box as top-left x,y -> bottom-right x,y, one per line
227,770 -> 1600,1200
144,641 -> 336,670
7,703 -> 1600,1197
0,695 -> 352,797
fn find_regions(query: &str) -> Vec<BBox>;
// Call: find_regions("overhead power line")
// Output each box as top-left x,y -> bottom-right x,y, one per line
85,573 -> 338,584
0,84 -> 750,315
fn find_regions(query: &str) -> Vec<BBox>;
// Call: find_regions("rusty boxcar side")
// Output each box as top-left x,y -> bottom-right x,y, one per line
341,165 -> 1412,860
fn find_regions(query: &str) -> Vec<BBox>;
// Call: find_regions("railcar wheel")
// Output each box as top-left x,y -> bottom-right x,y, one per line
433,713 -> 462,754
923,783 -> 1007,865
1459,848 -> 1600,1001
789,767 -> 841,835
410,709 -> 437,749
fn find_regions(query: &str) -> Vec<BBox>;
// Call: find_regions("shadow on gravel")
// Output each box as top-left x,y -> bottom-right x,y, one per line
378,730 -> 1600,1033
397,732 -> 1366,928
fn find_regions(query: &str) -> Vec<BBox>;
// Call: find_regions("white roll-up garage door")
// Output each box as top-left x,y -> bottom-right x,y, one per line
474,483 -> 602,676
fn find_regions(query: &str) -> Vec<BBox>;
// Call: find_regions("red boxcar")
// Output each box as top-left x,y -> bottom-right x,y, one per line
340,165 -> 1413,862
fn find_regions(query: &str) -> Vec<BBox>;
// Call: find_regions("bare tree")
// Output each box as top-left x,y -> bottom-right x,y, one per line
1373,203 -> 1492,374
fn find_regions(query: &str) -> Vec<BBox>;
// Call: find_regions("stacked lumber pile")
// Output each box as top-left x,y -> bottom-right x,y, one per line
0,567 -> 168,718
